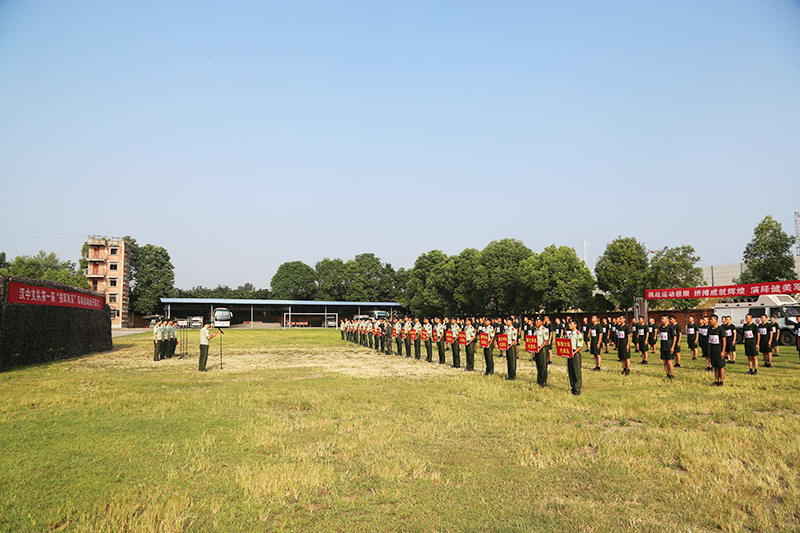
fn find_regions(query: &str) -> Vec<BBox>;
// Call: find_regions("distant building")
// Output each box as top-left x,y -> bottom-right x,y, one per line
84,236 -> 132,328
702,256 -> 800,287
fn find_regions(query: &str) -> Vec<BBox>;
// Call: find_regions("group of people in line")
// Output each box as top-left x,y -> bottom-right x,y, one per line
341,312 -> 800,392
152,319 -> 179,361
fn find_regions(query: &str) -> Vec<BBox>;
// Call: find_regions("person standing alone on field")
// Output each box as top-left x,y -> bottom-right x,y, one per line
199,323 -> 218,372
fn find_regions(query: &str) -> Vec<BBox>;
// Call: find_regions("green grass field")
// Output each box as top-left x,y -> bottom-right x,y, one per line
1,329 -> 799,532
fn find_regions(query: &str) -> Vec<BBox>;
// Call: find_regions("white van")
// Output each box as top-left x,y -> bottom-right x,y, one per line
714,294 -> 800,345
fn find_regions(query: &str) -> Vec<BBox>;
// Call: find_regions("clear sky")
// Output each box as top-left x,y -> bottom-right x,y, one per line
1,0 -> 799,290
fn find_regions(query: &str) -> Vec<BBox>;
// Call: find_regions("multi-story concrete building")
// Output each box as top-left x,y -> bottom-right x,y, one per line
84,235 -> 132,328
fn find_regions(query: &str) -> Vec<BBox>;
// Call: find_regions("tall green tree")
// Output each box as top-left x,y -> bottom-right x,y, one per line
478,239 -> 533,316
520,245 -> 595,313
595,236 -> 649,312
130,244 -> 176,315
406,250 -> 452,316
450,248 -> 486,316
734,215 -> 798,284
271,261 -> 318,300
315,258 -> 349,301
0,252 -> 8,269
646,245 -> 705,311
344,254 -> 396,302
0,251 -> 89,290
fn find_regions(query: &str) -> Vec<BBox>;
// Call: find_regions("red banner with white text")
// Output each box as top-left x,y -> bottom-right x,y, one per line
645,280 -> 800,300
8,282 -> 104,310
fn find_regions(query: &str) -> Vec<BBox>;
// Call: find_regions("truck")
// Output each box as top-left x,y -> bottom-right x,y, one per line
714,294 -> 800,346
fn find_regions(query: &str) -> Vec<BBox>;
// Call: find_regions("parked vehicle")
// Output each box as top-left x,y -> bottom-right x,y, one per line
213,308 -> 233,328
714,294 -> 800,345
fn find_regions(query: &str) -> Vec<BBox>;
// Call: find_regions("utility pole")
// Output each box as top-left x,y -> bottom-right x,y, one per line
582,240 -> 589,265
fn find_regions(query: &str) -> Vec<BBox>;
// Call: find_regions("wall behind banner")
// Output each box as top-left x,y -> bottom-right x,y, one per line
0,275 -> 112,371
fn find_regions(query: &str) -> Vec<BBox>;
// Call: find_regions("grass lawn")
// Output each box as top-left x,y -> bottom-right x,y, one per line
1,329 -> 799,532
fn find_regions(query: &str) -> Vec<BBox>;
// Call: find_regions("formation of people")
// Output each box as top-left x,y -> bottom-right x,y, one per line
341,312 -> 800,392
152,319 -> 179,361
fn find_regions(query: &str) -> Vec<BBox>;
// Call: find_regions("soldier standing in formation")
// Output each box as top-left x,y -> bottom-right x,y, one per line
670,316 -> 682,368
589,315 -> 602,371
742,314 -> 759,375
658,315 -> 676,380
686,316 -> 698,361
566,319 -> 584,395
464,318 -> 476,371
504,318 -> 518,380
482,317 -> 495,375
759,316 -> 773,367
707,315 -> 726,386
450,318 -> 461,368
533,317 -> 549,386
423,318 -> 433,362
723,316 -> 737,363
698,316 -> 711,372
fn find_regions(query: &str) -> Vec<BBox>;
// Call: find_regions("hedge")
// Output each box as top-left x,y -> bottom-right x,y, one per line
0,275 -> 112,371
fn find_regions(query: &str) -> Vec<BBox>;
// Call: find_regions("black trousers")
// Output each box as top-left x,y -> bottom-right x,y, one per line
414,339 -> 421,359
535,348 -> 548,386
452,342 -> 461,368
506,345 -> 517,379
438,339 -> 446,364
425,340 -> 433,362
199,344 -> 209,371
567,352 -> 582,394
484,347 -> 494,374
465,342 -> 475,371
405,337 -> 412,358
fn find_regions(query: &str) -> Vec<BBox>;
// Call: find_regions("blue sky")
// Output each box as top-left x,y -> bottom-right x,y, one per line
1,0 -> 799,290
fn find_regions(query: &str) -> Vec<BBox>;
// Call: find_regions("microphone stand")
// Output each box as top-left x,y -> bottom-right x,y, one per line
218,328 -> 225,370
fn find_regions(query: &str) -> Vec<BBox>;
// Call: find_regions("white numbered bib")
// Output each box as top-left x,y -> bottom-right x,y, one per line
759,328 -> 767,335
709,335 -> 720,345
744,331 -> 754,338
659,332 -> 669,340
687,328 -> 695,335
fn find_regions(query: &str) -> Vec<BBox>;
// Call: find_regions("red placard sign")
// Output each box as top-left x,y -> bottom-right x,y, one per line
479,333 -> 489,348
410,329 -> 417,341
8,282 -> 103,310
421,330 -> 429,341
555,338 -> 573,358
401,329 -> 407,339
445,331 -> 454,344
496,334 -> 508,350
393,328 -> 399,338
433,330 -> 439,342
525,336 -> 538,353
458,331 -> 467,345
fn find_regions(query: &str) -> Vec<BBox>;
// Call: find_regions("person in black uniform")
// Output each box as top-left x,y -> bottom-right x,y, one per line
698,316 -> 711,372
670,316 -> 682,368
646,317 -> 657,360
686,316 -> 698,361
636,317 -> 648,365
617,317 -> 632,375
589,315 -> 603,371
657,315 -> 676,380
707,314 -> 726,386
742,314 -> 758,375
723,316 -> 737,363
758,316 -> 773,367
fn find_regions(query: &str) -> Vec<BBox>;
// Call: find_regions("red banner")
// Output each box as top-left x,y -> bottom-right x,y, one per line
646,280 -> 800,300
479,333 -> 489,348
555,338 -> 573,358
496,334 -> 508,350
8,282 -> 103,310
458,332 -> 466,345
525,336 -> 538,353
445,331 -> 454,344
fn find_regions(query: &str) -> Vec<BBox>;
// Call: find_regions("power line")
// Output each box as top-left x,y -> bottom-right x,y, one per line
0,218 -> 85,237
0,226 -> 82,240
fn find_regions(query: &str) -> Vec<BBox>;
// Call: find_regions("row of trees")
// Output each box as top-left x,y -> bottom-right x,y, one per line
2,215 -> 796,316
